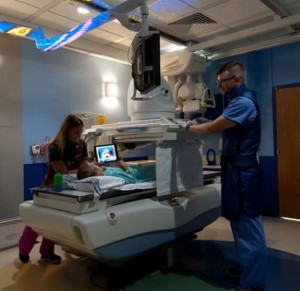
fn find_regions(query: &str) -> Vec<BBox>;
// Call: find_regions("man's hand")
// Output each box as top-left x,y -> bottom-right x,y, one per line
171,118 -> 194,130
192,117 -> 211,124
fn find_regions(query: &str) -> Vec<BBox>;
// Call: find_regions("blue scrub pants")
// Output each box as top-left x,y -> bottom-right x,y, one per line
230,213 -> 267,289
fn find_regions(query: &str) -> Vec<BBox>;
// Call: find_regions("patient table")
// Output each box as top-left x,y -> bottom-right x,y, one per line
19,118 -> 221,266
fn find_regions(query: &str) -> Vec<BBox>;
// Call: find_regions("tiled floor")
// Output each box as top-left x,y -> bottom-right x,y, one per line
197,216 -> 300,256
0,216 -> 299,291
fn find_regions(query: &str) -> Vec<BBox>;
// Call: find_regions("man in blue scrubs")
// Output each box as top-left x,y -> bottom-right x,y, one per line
173,61 -> 267,291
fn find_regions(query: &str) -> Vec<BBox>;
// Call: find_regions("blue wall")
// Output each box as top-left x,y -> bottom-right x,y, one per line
22,39 -> 132,165
21,39 -> 132,199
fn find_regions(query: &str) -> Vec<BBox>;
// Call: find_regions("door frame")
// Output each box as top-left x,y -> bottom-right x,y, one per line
273,82 -> 300,217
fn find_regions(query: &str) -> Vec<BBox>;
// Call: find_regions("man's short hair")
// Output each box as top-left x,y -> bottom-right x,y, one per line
216,61 -> 244,76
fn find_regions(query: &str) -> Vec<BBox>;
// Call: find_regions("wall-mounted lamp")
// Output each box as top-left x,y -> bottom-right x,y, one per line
104,82 -> 118,98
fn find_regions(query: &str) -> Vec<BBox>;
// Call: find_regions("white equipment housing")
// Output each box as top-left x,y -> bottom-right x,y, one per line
161,49 -> 215,114
127,77 -> 176,120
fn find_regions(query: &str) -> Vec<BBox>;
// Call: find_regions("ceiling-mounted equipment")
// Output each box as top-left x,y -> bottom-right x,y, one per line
161,49 -> 215,114
130,0 -> 161,96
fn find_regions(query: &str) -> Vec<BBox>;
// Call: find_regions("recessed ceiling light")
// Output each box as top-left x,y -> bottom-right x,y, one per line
77,6 -> 90,14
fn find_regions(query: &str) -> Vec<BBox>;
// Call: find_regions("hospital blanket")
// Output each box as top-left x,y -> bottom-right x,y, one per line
63,174 -> 155,199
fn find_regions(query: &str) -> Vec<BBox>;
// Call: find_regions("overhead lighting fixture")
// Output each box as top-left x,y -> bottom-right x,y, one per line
77,6 -> 90,14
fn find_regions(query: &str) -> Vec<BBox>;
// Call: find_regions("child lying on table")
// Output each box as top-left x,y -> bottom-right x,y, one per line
77,160 -> 155,184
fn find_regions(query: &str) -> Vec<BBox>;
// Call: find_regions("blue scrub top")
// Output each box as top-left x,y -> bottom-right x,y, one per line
222,84 -> 260,157
220,84 -> 262,219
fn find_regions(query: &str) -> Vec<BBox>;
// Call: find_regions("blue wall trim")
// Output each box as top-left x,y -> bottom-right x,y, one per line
259,156 -> 279,217
24,163 -> 48,201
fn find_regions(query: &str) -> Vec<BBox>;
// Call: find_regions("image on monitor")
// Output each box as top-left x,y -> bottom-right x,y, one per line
94,144 -> 119,163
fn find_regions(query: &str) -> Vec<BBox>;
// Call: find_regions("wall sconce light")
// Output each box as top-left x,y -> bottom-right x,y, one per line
104,82 -> 118,98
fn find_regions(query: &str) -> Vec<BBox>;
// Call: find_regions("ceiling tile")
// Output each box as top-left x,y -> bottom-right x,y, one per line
33,11 -> 79,32
100,20 -> 136,37
16,0 -> 55,9
204,0 -> 274,25
0,0 -> 39,20
49,1 -> 98,22
85,27 -> 126,44
148,0 -> 195,24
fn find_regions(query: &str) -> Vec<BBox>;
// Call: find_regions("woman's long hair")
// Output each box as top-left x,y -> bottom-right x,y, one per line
51,114 -> 84,159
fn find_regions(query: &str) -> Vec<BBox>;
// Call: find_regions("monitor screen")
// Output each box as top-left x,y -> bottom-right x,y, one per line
94,144 -> 119,163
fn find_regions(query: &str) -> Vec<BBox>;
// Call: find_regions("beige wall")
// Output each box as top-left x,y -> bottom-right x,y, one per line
0,34 -> 23,220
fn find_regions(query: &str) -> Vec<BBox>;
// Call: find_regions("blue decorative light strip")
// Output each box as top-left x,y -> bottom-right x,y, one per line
0,9 -> 112,51
36,11 -> 112,51
0,0 -> 143,51
0,21 -> 37,38
85,0 -> 111,9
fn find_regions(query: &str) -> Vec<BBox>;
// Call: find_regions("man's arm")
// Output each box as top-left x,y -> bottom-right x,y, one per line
188,115 -> 237,134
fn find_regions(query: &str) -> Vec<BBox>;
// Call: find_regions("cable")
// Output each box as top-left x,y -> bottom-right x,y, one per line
130,0 -> 150,63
